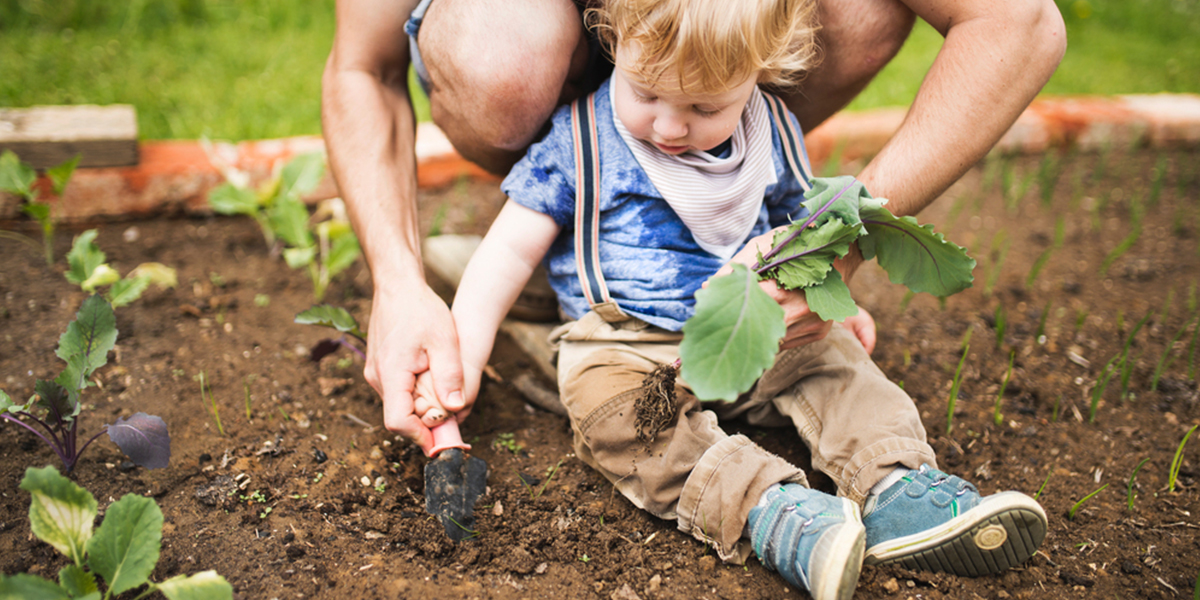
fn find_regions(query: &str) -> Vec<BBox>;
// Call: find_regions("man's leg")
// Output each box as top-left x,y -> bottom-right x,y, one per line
783,0 -> 916,132
417,0 -> 591,175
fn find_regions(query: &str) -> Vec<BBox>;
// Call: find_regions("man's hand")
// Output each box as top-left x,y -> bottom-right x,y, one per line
363,279 -> 467,454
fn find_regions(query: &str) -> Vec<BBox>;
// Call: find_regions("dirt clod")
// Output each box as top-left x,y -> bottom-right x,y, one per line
635,362 -> 679,442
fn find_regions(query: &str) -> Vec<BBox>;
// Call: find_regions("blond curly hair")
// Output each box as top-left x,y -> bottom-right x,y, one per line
587,0 -> 820,94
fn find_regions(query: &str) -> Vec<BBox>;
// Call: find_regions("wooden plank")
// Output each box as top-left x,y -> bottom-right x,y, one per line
0,105 -> 139,168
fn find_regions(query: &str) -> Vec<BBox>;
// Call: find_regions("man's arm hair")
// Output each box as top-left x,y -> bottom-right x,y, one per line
322,0 -> 425,280
857,0 -> 1066,216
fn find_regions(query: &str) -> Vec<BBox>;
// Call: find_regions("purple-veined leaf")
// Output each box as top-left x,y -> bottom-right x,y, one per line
858,199 -> 976,297
107,413 -> 171,469
35,379 -> 78,421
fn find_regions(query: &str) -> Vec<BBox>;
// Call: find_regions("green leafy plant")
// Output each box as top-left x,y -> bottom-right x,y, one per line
1127,457 -> 1150,511
0,465 -> 232,599
1068,483 -> 1109,520
64,229 -> 178,307
294,304 -> 367,362
993,352 -> 1014,426
0,150 -> 79,266
207,152 -> 360,301
206,150 -> 322,247
277,197 -> 362,302
0,295 -> 170,472
1169,423 -> 1198,493
681,177 -> 975,401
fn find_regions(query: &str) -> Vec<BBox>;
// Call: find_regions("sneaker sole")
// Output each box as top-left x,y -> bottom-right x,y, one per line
864,492 -> 1047,577
813,498 -> 867,600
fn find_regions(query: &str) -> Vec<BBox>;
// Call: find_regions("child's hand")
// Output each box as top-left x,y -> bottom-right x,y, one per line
843,306 -> 877,354
412,372 -> 451,428
712,229 -> 833,347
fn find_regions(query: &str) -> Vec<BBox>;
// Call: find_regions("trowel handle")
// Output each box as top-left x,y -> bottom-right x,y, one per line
427,419 -> 471,457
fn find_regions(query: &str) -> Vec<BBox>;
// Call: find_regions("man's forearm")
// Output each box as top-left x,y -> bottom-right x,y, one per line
858,0 -> 1066,216
322,58 -> 423,286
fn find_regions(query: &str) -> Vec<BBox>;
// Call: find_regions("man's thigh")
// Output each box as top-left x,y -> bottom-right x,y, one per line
416,0 -> 591,174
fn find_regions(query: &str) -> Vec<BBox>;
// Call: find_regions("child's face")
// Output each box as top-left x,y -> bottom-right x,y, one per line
613,44 -> 758,155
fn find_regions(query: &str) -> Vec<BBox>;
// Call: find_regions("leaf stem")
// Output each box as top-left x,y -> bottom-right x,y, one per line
1,414 -> 70,466
757,179 -> 856,266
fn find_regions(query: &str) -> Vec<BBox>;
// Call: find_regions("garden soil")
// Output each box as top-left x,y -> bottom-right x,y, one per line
2,149 -> 1199,599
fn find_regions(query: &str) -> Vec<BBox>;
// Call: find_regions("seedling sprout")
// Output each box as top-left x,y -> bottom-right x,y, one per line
1168,424 -> 1198,493
198,372 -> 225,436
1151,315 -> 1197,391
1034,470 -> 1052,501
993,352 -> 1014,426
1068,483 -> 1109,520
994,303 -> 1007,351
1126,457 -> 1150,512
1025,217 -> 1065,290
946,344 -> 969,436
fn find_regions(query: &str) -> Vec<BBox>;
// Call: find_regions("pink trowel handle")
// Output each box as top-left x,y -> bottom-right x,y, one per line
427,419 -> 472,457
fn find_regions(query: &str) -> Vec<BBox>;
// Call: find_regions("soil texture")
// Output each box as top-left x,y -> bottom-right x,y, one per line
2,149 -> 1199,599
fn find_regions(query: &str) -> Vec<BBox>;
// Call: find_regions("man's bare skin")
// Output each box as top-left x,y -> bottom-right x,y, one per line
322,0 -> 1065,452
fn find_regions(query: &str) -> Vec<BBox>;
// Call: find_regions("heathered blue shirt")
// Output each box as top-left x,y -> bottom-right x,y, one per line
501,78 -> 813,331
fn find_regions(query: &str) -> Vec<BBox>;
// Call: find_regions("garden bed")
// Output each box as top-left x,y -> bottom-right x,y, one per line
2,148 -> 1198,599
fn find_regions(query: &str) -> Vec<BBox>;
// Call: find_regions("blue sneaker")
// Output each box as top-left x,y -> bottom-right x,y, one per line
748,484 -> 865,600
863,465 -> 1047,576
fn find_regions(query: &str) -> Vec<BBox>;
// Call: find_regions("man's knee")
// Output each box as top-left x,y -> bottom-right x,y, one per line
420,0 -> 584,153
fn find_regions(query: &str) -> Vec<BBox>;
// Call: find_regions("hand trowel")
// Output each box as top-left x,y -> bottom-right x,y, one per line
424,419 -> 488,541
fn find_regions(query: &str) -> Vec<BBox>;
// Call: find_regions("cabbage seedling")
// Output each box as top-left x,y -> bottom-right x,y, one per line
0,466 -> 232,599
0,150 -> 78,266
681,176 -> 976,402
0,295 -> 171,472
294,304 -> 367,362
65,229 -> 178,307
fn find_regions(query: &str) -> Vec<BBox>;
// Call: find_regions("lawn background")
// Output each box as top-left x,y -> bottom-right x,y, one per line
2,0 -> 1198,141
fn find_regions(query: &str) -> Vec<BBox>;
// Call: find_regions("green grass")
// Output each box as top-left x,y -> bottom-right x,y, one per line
4,0 -> 1199,141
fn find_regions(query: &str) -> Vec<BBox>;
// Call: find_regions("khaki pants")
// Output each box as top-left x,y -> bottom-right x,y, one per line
553,311 -> 938,563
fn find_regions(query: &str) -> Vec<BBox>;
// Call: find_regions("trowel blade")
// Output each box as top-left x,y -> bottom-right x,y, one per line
424,448 -> 488,541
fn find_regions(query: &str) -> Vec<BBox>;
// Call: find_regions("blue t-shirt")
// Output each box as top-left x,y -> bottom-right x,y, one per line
501,78 -> 814,331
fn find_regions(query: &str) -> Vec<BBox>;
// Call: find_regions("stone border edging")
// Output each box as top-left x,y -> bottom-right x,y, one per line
2,94 -> 1197,222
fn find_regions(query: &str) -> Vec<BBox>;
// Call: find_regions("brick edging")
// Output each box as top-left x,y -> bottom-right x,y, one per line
3,94 -> 1198,222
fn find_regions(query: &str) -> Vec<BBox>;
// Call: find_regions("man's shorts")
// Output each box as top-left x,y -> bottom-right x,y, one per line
404,0 -> 612,97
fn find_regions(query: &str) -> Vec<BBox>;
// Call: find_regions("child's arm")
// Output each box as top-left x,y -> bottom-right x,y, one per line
451,201 -> 561,414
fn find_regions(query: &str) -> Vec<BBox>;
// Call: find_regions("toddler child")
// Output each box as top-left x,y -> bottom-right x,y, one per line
419,0 -> 1048,597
